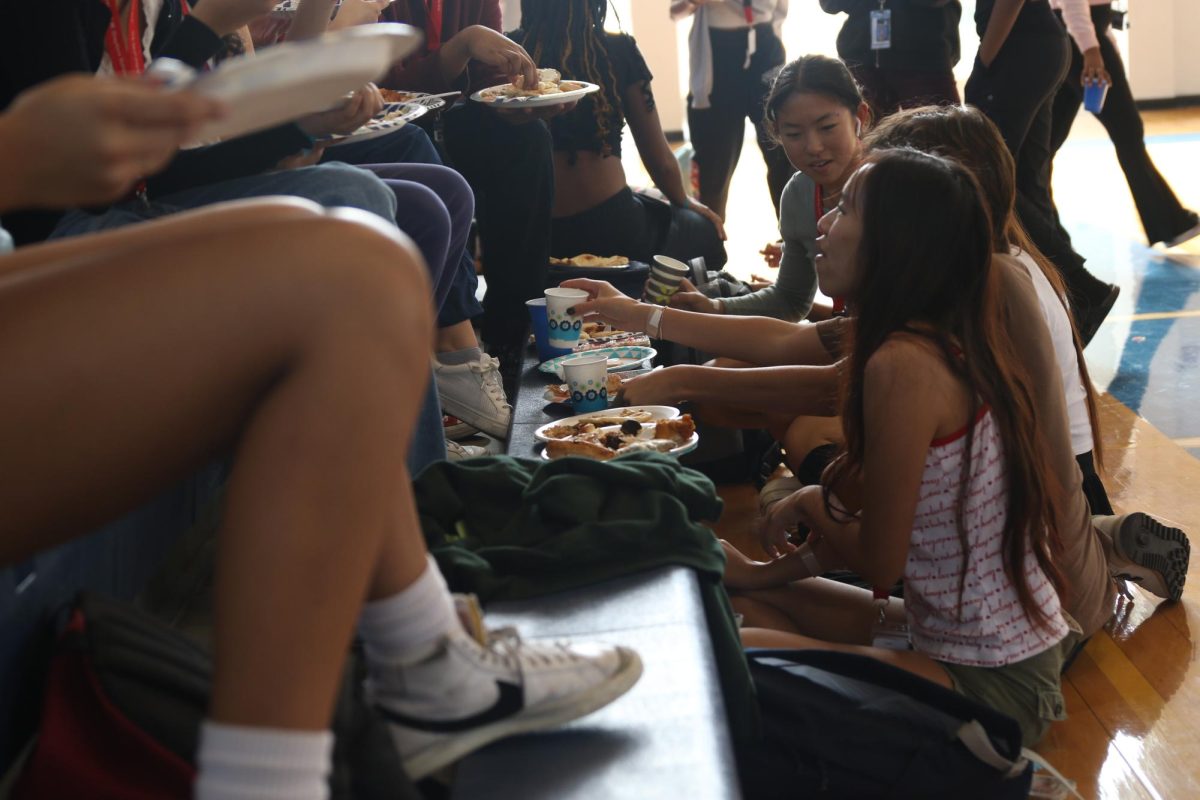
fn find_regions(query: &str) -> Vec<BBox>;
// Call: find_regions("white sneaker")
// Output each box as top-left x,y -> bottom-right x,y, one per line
435,355 -> 512,439
368,605 -> 642,779
446,439 -> 487,460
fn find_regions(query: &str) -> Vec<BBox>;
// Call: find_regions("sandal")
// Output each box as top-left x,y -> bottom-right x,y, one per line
1097,512 -> 1190,601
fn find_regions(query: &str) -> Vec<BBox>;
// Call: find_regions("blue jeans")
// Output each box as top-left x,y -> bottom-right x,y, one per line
51,162 -> 447,471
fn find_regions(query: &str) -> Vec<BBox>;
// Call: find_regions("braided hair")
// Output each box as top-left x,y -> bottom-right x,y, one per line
518,0 -> 625,156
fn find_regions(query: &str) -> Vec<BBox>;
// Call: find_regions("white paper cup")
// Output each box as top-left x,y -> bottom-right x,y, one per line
545,287 -> 589,349
562,353 -> 610,412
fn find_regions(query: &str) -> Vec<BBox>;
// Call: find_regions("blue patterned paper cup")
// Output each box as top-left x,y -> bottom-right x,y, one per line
562,353 -> 609,412
545,287 -> 588,349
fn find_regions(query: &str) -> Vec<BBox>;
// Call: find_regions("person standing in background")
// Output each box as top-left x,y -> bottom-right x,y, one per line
673,0 -> 795,218
966,0 -> 1119,346
819,0 -> 961,120
1048,0 -> 1199,248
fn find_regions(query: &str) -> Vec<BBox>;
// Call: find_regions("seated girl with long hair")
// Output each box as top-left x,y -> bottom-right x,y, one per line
724,148 -> 1077,746
508,0 -> 727,269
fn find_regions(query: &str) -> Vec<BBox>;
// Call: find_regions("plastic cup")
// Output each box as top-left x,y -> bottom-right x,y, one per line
1083,80 -> 1109,114
562,353 -> 609,412
526,298 -> 571,362
545,287 -> 588,349
643,255 -> 690,304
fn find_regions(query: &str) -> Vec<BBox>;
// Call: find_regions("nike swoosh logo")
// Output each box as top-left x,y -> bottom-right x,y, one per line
375,681 -> 525,733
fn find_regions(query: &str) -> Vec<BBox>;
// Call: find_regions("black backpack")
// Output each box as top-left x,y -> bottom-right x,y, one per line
740,649 -> 1043,800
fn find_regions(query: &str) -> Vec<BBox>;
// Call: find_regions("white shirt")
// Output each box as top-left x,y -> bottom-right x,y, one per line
1013,248 -> 1094,456
707,0 -> 788,31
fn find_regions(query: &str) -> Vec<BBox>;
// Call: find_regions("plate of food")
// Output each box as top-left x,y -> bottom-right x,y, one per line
534,407 -> 682,443
323,101 -> 428,146
538,346 -> 656,377
471,69 -> 599,108
185,23 -> 422,144
539,414 -> 697,461
378,88 -> 454,112
550,254 -> 631,269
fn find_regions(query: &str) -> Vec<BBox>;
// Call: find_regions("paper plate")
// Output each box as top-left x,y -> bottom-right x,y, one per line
188,24 -> 422,143
533,407 -> 681,443
323,102 -> 429,147
538,346 -> 656,377
471,81 -> 600,108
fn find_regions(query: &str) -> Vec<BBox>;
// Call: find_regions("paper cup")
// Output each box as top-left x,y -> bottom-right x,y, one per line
545,287 -> 588,349
643,255 -> 690,304
1083,80 -> 1109,114
526,298 -> 570,362
562,353 -> 609,412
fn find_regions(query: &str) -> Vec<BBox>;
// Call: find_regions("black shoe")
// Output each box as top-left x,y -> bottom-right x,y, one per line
1163,211 -> 1200,248
1069,274 -> 1120,347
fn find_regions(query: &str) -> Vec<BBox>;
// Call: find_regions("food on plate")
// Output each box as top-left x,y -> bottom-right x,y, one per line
379,89 -> 425,103
546,373 -> 624,403
540,408 -> 657,439
574,332 -> 652,351
480,69 -> 586,101
550,254 -> 630,268
543,414 -> 695,460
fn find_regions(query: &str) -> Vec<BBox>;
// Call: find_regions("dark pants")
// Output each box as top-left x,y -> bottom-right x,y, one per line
550,187 -> 727,272
687,25 -> 795,218
848,63 -> 960,120
1076,450 -> 1114,516
324,126 -> 482,328
440,102 -> 555,346
966,30 -> 1086,281
1049,6 -> 1195,245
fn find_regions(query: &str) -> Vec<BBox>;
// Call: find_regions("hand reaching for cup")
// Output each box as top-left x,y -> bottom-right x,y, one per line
0,75 -> 224,212
558,278 -> 652,332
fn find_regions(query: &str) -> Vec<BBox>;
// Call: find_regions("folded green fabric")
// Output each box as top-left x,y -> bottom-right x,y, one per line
413,452 -> 759,745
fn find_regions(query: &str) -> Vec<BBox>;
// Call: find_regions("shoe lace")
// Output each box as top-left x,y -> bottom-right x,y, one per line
478,626 -> 585,671
470,356 -> 511,410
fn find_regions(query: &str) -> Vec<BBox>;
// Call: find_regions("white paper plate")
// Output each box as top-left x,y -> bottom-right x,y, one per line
323,102 -> 428,147
540,428 -> 699,460
533,406 -> 681,443
471,81 -> 599,108
188,24 -> 422,143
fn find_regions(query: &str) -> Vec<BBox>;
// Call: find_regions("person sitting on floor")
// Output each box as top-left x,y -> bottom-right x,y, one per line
0,72 -> 640,799
508,0 -> 728,271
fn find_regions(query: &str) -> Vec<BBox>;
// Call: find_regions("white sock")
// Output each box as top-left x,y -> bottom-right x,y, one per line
194,721 -> 333,800
357,555 -> 459,665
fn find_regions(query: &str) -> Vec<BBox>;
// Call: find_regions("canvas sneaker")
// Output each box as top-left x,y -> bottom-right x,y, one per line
443,414 -> 478,441
1096,512 -> 1190,601
435,355 -> 512,440
368,597 -> 642,779
446,440 -> 487,461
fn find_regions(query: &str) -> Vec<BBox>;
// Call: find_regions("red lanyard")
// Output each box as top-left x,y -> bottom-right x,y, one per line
102,0 -> 145,75
425,0 -> 444,51
743,0 -> 754,25
815,184 -> 847,315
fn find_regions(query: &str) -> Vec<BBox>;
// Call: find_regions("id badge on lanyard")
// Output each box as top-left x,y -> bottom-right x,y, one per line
870,2 -> 892,51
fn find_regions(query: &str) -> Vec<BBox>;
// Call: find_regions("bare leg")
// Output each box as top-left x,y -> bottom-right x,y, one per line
0,201 -> 433,729
733,579 -> 952,688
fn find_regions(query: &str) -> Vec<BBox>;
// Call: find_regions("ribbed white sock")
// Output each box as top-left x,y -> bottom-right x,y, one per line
194,721 -> 333,800
357,555 -> 459,664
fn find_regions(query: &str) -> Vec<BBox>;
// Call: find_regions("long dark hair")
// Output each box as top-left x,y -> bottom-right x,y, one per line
823,148 -> 1068,628
864,104 -> 1103,469
517,0 -> 622,155
763,55 -> 867,144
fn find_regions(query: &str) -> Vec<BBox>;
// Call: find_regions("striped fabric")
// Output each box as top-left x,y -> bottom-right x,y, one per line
905,408 -> 1068,667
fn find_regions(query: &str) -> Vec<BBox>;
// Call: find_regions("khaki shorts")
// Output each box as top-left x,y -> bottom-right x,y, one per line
940,618 -> 1083,748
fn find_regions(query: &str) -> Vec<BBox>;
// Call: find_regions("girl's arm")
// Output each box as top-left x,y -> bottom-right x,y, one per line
563,280 -> 839,366
620,363 -> 841,416
622,76 -> 726,237
290,0 -> 337,39
978,0 -> 1025,67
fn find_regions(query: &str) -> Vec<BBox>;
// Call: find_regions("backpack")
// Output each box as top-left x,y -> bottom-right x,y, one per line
740,648 -> 1072,800
13,593 -> 420,800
